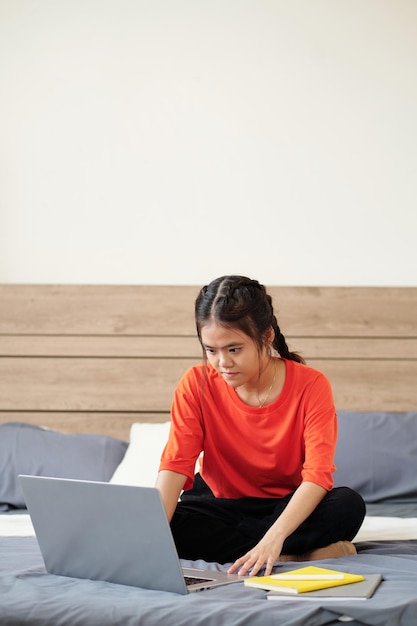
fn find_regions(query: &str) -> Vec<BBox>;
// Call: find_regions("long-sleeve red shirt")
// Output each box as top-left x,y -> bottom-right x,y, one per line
159,358 -> 337,499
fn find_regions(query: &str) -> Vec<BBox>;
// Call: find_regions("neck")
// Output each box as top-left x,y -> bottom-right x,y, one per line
258,358 -> 276,407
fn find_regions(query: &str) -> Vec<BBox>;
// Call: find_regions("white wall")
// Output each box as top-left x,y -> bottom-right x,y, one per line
1,0 -> 416,286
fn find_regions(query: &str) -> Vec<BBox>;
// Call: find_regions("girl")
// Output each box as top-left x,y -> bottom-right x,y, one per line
156,275 -> 365,576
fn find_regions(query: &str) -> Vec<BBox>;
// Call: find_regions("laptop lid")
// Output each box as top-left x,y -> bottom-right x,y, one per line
19,475 -> 240,594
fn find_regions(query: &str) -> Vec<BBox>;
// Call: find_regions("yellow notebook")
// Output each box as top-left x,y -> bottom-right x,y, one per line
244,566 -> 364,594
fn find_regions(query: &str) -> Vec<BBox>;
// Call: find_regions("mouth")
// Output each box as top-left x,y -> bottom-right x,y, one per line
221,371 -> 239,380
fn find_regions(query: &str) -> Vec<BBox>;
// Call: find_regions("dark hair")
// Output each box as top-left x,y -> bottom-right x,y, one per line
195,275 -> 305,364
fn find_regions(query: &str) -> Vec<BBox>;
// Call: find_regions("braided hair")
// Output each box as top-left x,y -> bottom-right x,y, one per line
195,275 -> 305,364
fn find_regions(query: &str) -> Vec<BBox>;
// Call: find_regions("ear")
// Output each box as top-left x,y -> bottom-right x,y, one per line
263,326 -> 275,348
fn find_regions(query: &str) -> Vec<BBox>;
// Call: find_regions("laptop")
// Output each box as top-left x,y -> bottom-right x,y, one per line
19,475 -> 242,594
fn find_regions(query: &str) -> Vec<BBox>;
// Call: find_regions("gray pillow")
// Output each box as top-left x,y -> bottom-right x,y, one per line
0,422 -> 128,510
333,411 -> 417,503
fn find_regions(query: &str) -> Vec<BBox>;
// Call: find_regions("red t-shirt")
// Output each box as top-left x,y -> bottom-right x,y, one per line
159,359 -> 337,499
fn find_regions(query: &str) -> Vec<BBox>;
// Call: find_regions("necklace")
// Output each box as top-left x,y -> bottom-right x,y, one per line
258,360 -> 276,408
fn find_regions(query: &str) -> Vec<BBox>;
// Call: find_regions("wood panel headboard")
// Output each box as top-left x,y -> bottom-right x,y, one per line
1,285 -> 416,440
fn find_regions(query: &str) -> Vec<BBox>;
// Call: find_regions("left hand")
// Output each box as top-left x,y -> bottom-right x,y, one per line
228,483 -> 327,577
227,533 -> 284,577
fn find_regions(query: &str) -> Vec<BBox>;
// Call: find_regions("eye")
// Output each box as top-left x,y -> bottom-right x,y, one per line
229,347 -> 240,354
205,347 -> 215,354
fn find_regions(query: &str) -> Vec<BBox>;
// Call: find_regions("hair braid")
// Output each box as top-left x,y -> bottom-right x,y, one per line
271,316 -> 305,364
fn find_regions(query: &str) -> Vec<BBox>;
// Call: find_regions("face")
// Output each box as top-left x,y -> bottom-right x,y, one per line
200,320 -> 268,391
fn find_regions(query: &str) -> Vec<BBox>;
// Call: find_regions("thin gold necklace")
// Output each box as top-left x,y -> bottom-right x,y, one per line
258,360 -> 276,408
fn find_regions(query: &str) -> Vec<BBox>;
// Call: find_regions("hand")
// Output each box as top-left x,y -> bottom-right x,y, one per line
227,533 -> 284,577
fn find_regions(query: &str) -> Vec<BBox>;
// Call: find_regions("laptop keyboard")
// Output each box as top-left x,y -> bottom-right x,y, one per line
184,575 -> 215,586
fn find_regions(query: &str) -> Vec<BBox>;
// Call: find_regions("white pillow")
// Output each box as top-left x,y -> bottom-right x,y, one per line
110,422 -> 171,488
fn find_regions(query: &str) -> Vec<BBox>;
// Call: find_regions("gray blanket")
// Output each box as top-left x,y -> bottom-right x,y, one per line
1,537 -> 417,626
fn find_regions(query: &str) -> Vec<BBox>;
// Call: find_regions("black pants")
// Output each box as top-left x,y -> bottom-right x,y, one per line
170,474 -> 366,563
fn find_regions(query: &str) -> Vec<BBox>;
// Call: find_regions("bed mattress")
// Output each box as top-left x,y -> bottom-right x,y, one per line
1,508 -> 417,626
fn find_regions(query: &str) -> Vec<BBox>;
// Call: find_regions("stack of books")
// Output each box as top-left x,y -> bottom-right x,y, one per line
244,565 -> 382,601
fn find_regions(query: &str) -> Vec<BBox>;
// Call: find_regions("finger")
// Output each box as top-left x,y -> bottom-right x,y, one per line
238,555 -> 265,577
237,561 -> 255,576
263,557 -> 275,576
229,554 -> 257,576
227,555 -> 247,574
246,557 -> 266,577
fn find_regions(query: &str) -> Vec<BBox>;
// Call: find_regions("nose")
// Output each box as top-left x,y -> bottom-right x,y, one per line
218,350 -> 233,369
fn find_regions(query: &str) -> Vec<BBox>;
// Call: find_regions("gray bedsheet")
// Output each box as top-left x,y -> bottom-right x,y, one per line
1,536 -> 417,626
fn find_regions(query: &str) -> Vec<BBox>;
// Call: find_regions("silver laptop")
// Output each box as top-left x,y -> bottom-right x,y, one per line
19,475 -> 242,594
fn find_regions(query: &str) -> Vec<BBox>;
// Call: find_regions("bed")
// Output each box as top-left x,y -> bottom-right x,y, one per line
1,284 -> 417,626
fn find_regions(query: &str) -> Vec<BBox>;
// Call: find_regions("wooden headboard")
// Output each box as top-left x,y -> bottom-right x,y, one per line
1,285 -> 416,440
